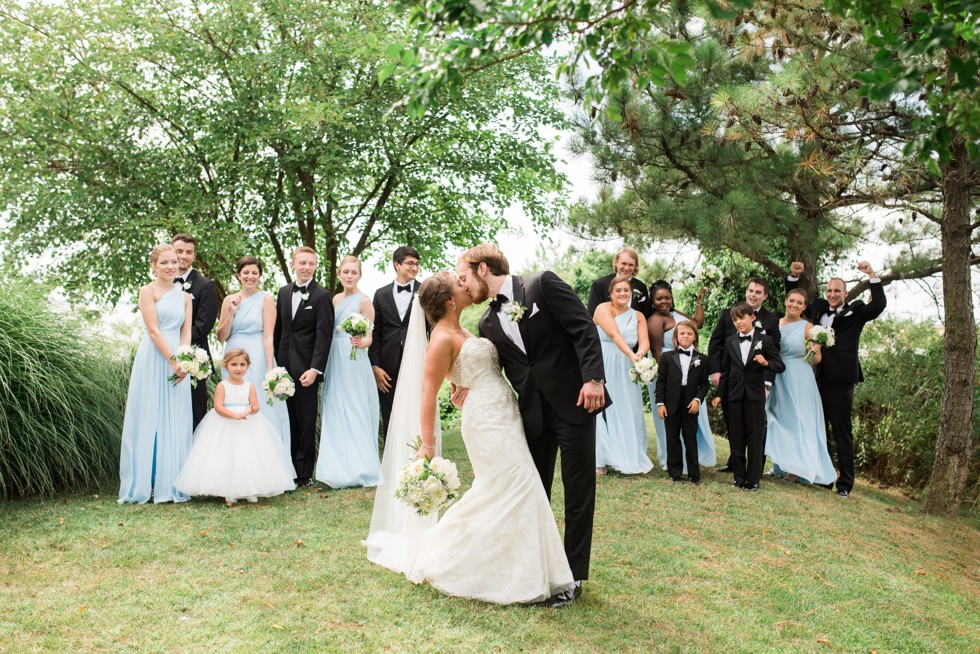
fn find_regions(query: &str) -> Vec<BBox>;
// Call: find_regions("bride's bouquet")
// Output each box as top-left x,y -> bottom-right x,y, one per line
262,367 -> 295,406
395,444 -> 462,516
340,313 -> 374,360
805,325 -> 836,363
169,345 -> 212,388
629,355 -> 659,386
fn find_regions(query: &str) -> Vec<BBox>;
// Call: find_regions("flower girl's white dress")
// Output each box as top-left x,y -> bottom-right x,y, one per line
175,380 -> 296,500
407,338 -> 574,604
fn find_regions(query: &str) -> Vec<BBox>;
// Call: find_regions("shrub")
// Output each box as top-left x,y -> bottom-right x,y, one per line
0,285 -> 129,498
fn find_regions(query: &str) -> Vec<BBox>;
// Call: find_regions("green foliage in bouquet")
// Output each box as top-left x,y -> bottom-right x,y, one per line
854,319 -> 980,503
0,285 -> 129,498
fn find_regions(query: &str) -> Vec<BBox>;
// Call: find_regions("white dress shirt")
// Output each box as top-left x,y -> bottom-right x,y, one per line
392,280 -> 413,321
292,279 -> 311,317
738,332 -> 753,365
496,276 -> 527,355
677,348 -> 693,386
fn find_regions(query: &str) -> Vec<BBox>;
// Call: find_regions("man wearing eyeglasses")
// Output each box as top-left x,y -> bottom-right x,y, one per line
369,246 -> 422,439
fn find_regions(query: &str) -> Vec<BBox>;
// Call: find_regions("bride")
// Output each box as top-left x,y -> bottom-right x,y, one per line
364,271 -> 574,605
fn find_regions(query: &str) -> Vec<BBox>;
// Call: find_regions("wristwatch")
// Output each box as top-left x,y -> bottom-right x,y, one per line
589,378 -> 605,385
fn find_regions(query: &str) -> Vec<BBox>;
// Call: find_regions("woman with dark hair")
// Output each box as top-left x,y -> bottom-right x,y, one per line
216,256 -> 291,465
645,280 -> 716,472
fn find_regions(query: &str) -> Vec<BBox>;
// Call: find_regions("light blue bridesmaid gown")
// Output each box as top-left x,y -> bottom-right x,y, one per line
595,310 -> 653,474
648,312 -> 717,471
223,291 -> 292,463
765,320 -> 837,485
315,292 -> 381,488
118,286 -> 193,504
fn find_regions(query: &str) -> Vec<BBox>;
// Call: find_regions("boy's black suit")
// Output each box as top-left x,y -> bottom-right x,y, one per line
655,348 -> 710,481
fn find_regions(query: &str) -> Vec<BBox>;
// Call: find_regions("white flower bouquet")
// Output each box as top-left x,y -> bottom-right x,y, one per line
394,450 -> 462,517
805,325 -> 836,363
340,313 -> 374,360
628,356 -> 659,386
169,345 -> 212,388
262,367 -> 295,406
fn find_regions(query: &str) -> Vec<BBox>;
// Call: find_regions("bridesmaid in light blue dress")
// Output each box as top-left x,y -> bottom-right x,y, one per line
593,276 -> 653,475
765,289 -> 837,485
315,256 -> 381,488
119,244 -> 194,504
646,281 -> 716,471
215,256 -> 291,463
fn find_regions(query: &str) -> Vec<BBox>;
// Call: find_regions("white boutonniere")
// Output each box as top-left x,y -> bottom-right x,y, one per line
632,288 -> 642,299
693,358 -> 702,367
182,281 -> 192,291
505,301 -> 527,322
301,292 -> 310,302
754,320 -> 762,329
754,341 -> 764,351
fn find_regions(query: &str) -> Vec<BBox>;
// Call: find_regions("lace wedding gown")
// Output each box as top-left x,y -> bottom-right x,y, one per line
407,337 -> 574,604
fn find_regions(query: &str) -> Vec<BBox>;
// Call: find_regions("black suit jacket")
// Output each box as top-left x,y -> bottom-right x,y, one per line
708,305 -> 781,375
654,349 -> 710,414
479,271 -> 609,440
182,269 -> 218,361
586,274 -> 652,319
368,280 -> 421,378
786,278 -> 886,384
273,280 -> 334,380
717,330 -> 785,402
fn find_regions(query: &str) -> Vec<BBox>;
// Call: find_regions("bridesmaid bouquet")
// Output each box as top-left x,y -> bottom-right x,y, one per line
395,448 -> 462,516
340,313 -> 374,360
805,326 -> 836,363
169,345 -> 212,388
629,356 -> 659,386
262,367 -> 295,406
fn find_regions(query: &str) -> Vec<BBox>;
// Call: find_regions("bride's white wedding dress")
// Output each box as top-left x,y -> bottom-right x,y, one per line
406,337 -> 574,604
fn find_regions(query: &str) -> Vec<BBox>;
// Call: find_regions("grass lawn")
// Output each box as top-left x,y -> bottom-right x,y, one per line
2,420 -> 977,653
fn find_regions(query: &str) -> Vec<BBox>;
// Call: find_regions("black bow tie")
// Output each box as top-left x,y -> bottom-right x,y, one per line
489,293 -> 510,312
396,284 -> 412,293
174,277 -> 185,285
739,335 -> 753,343
825,306 -> 844,317
293,284 -> 309,294
678,350 -> 691,357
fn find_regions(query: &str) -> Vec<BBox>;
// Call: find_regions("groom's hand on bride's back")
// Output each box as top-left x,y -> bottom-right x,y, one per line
450,383 -> 468,409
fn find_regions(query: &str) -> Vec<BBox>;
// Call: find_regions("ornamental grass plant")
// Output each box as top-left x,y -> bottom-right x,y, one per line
0,284 -> 129,498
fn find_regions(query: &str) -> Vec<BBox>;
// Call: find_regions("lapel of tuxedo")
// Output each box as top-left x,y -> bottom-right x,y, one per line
511,275 -> 531,351
402,280 -> 420,325
729,334 -> 747,369
282,286 -> 294,331
487,304 -> 526,360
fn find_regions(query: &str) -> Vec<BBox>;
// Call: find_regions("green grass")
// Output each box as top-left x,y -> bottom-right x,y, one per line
1,421 -> 977,653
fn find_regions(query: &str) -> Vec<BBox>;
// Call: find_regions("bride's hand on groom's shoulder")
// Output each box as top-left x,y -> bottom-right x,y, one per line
450,383 -> 468,409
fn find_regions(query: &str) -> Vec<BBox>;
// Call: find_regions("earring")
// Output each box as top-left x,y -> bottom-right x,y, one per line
451,300 -> 457,310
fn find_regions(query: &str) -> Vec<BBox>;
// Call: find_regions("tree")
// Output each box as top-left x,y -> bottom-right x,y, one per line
0,0 -> 567,300
827,0 -> 980,515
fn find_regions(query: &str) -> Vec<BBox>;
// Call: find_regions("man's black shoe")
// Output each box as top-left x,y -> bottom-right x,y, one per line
717,465 -> 733,473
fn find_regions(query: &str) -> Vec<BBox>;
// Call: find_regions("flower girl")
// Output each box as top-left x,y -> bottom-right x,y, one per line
175,348 -> 296,505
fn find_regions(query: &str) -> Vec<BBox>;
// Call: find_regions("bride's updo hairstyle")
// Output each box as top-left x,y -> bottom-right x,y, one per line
418,271 -> 456,326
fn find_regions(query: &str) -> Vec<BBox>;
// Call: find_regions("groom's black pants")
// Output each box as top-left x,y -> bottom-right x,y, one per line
526,394 -> 596,581
818,380 -> 855,493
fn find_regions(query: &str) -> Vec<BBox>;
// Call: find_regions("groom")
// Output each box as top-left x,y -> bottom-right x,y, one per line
455,243 -> 608,606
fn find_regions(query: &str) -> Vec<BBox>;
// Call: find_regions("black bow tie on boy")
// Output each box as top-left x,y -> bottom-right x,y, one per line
678,349 -> 691,357
396,284 -> 412,293
293,283 -> 309,294
739,334 -> 752,343
489,293 -> 509,312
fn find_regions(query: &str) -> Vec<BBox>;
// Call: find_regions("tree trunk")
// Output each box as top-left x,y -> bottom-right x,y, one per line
921,129 -> 976,516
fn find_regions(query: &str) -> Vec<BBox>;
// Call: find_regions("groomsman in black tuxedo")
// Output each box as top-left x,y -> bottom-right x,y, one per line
273,246 -> 334,487
171,233 -> 218,429
655,321 -> 710,484
712,303 -> 784,491
369,246 -> 421,439
786,260 -> 886,497
455,243 -> 608,607
707,277 -> 781,473
586,246 -> 652,319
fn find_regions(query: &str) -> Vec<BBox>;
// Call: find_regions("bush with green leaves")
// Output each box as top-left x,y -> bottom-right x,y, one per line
854,319 -> 980,503
0,285 -> 129,498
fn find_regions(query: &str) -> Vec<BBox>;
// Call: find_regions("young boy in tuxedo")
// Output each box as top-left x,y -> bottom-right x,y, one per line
655,321 -> 709,484
711,302 -> 784,491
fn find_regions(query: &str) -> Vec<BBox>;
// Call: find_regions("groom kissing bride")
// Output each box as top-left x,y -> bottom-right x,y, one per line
453,243 -> 608,606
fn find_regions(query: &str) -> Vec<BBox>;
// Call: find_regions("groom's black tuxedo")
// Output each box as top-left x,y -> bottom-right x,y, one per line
181,269 -> 218,429
478,271 -> 607,581
368,279 -> 421,438
786,277 -> 886,493
274,279 -> 334,481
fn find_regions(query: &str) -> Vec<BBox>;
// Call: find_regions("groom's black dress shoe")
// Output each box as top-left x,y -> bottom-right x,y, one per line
544,588 -> 577,608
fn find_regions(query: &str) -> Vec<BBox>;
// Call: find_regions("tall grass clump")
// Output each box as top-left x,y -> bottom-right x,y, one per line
0,284 -> 130,498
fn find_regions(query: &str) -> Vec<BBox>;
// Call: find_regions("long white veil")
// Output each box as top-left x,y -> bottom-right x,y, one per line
363,296 -> 441,575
